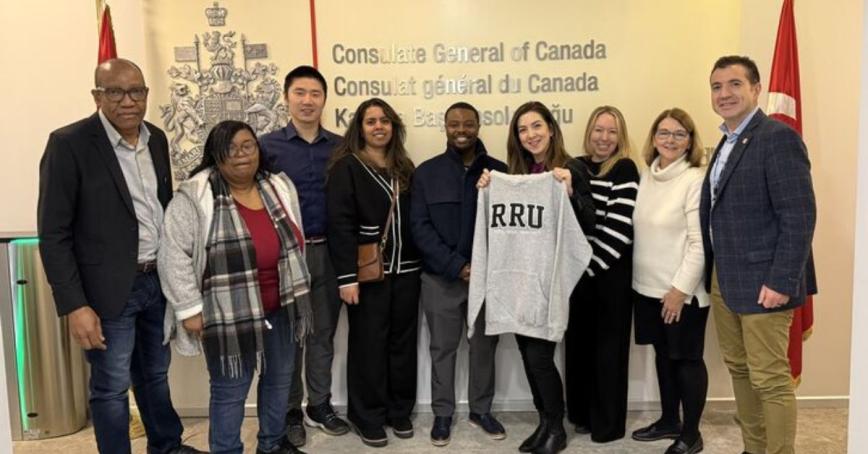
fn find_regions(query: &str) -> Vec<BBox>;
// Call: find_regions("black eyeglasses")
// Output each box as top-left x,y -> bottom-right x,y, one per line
93,86 -> 149,102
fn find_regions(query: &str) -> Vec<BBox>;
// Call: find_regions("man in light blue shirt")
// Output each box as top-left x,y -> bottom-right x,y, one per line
38,59 -> 204,454
699,55 -> 816,454
97,109 -> 164,260
709,106 -> 759,206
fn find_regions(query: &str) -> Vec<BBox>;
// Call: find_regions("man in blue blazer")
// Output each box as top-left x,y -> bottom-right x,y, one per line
37,59 -> 203,454
700,55 -> 816,454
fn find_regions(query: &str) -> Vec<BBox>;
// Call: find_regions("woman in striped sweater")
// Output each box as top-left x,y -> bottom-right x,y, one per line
565,105 -> 640,443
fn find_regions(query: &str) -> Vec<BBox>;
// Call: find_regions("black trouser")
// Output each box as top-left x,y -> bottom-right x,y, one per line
565,258 -> 633,443
653,343 -> 708,439
346,272 -> 420,430
515,334 -> 563,420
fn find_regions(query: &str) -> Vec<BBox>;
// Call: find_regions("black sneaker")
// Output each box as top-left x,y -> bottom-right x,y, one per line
631,420 -> 682,442
353,424 -> 388,448
286,408 -> 307,447
256,436 -> 307,454
430,416 -> 452,447
305,401 -> 350,436
468,412 -> 506,440
388,417 -> 414,439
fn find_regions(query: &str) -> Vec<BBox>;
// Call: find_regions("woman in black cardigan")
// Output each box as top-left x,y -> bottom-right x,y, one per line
326,98 -> 420,448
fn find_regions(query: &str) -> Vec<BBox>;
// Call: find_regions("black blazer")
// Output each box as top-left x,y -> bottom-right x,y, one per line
37,113 -> 173,318
699,110 -> 817,314
326,153 -> 420,287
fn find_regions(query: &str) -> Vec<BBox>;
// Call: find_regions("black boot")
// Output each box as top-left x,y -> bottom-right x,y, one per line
532,417 -> 567,454
519,413 -> 549,453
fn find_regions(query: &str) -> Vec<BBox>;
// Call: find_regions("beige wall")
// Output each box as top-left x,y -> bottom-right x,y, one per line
0,2 -> 95,233
0,0 -> 860,403
0,0 -> 148,234
738,0 -> 862,398
311,0 -> 740,164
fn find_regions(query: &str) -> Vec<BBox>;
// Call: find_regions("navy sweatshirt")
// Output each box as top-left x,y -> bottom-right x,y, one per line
411,140 -> 507,280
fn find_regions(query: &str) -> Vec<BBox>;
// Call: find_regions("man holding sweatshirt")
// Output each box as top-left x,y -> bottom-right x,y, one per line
411,102 -> 507,447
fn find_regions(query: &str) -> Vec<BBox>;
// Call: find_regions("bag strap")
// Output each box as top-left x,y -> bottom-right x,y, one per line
381,179 -> 399,250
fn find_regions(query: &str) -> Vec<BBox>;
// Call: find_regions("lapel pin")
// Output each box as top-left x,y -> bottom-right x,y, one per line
742,137 -> 750,145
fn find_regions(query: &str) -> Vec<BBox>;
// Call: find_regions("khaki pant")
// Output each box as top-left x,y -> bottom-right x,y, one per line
711,270 -> 796,454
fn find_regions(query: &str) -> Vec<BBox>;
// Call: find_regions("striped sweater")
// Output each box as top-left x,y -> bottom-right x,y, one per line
579,156 -> 640,276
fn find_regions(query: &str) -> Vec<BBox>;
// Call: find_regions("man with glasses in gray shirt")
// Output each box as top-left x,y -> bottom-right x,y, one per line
37,59 -> 203,454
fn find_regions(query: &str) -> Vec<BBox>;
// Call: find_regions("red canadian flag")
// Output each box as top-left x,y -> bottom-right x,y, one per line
766,0 -> 813,385
97,1 -> 117,64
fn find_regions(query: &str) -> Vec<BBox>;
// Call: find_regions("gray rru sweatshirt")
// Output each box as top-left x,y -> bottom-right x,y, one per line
468,171 -> 592,342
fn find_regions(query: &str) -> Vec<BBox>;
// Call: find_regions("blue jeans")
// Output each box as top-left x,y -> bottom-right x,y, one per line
85,271 -> 183,454
207,308 -> 296,454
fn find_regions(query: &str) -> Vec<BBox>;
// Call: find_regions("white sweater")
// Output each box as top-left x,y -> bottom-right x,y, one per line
632,156 -> 709,307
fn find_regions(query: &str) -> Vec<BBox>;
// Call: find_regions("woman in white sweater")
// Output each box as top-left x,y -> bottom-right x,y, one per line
631,108 -> 708,454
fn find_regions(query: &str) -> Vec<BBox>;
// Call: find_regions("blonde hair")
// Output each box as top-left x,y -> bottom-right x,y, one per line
641,108 -> 705,168
582,105 -> 634,177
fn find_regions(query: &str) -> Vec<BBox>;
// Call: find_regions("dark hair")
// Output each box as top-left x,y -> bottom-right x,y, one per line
642,108 -> 705,168
711,55 -> 761,85
328,98 -> 415,191
507,101 -> 571,174
283,65 -> 327,97
444,102 -> 480,123
188,120 -> 267,178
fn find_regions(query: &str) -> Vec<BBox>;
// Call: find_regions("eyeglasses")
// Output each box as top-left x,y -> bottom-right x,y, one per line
229,140 -> 258,157
94,86 -> 149,102
655,129 -> 690,141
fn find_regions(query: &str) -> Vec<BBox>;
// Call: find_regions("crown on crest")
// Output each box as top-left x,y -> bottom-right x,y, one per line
205,2 -> 227,26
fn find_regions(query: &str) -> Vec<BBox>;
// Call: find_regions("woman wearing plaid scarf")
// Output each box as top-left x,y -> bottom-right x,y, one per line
158,120 -> 312,454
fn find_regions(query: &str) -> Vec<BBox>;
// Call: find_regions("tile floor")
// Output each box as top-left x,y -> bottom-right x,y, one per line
12,407 -> 848,453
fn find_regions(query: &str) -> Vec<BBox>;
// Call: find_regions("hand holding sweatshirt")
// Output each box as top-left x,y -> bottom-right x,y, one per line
467,171 -> 593,342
